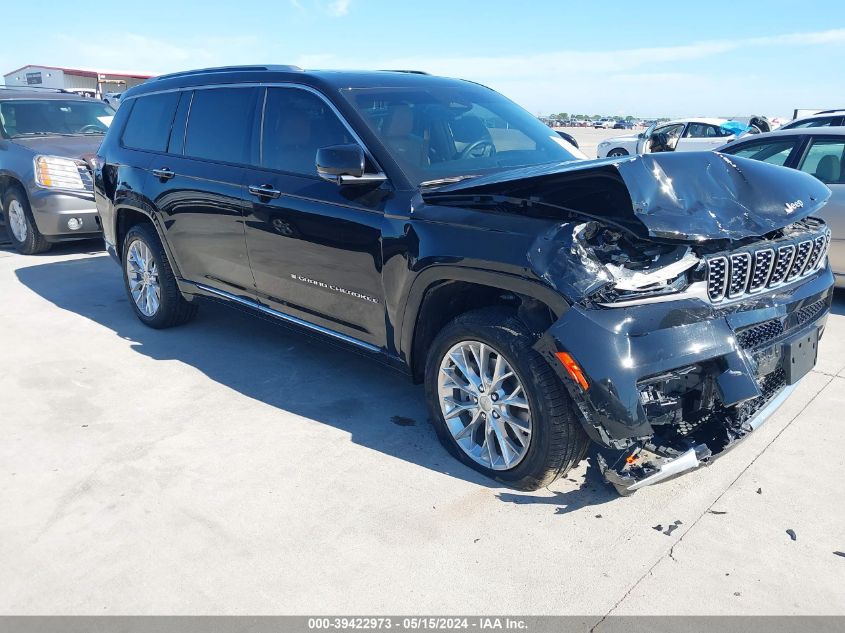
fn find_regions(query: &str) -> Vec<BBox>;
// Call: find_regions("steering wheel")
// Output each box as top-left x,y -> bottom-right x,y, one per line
78,124 -> 103,134
459,139 -> 496,159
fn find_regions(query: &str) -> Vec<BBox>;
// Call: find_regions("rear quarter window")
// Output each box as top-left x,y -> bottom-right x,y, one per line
122,92 -> 180,152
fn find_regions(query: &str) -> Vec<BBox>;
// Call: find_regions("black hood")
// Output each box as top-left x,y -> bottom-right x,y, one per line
10,135 -> 103,164
423,152 -> 831,242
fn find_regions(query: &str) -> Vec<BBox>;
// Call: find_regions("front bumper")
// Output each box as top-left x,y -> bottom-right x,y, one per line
28,188 -> 101,240
535,266 -> 834,493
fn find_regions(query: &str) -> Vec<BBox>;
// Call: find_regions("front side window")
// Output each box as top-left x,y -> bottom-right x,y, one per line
184,87 -> 259,164
122,92 -> 179,152
798,138 -> 845,184
341,83 -> 578,185
725,140 -> 797,167
0,99 -> 114,138
261,88 -> 354,176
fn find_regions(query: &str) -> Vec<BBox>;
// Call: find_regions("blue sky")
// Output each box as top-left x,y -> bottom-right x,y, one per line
2,0 -> 843,118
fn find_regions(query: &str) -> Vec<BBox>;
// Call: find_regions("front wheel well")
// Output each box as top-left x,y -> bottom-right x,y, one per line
0,174 -> 26,201
409,280 -> 557,382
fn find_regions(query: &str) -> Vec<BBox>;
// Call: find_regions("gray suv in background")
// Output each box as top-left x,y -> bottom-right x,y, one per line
0,88 -> 113,253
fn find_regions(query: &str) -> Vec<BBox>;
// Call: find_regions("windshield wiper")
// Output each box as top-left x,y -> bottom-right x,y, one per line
11,132 -> 76,137
419,174 -> 480,190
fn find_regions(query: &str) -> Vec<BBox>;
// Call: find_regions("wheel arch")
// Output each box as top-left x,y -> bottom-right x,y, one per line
399,266 -> 569,383
113,202 -> 184,280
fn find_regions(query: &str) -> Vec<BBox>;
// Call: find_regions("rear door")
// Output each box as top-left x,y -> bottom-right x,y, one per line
242,86 -> 390,348
795,136 -> 845,277
145,86 -> 261,298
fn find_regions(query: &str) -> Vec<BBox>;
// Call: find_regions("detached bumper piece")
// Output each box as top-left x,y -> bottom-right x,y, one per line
600,381 -> 797,496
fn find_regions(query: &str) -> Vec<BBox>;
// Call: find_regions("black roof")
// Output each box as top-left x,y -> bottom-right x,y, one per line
123,65 -> 479,99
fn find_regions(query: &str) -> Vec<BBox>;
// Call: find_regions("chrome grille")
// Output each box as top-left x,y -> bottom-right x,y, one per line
787,239 -> 813,281
768,245 -> 795,286
727,253 -> 751,298
705,226 -> 829,303
706,257 -> 728,301
748,249 -> 774,292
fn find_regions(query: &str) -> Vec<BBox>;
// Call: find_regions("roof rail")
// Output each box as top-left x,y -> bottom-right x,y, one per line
814,108 -> 845,115
378,69 -> 430,75
153,65 -> 303,81
0,85 -> 73,93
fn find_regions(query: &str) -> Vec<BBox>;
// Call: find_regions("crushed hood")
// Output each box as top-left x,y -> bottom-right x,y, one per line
423,152 -> 831,242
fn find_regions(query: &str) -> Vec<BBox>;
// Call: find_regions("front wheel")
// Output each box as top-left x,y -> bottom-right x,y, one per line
2,186 -> 50,254
122,223 -> 197,329
425,308 -> 589,490
607,148 -> 629,157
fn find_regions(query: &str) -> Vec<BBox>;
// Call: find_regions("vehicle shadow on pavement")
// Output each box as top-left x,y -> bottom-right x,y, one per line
830,288 -> 845,315
15,253 -> 617,509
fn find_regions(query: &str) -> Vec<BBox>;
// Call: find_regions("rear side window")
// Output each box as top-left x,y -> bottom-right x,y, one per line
184,87 -> 259,164
122,92 -> 179,152
726,140 -> 797,167
798,139 -> 845,184
783,116 -> 838,129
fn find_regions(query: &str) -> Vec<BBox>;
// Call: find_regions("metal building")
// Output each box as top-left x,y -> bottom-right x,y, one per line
3,65 -> 152,97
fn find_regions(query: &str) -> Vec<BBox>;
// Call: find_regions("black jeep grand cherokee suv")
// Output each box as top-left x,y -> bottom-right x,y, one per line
94,66 -> 834,494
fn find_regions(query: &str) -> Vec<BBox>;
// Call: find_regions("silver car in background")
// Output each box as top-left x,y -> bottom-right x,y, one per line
717,128 -> 845,286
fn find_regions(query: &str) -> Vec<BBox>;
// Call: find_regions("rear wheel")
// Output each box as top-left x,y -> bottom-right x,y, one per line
425,308 -> 589,490
122,223 -> 197,328
2,187 -> 50,254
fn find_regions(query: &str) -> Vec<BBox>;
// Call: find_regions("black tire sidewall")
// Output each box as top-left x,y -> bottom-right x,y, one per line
609,148 -> 629,157
2,187 -> 46,254
424,313 -> 562,487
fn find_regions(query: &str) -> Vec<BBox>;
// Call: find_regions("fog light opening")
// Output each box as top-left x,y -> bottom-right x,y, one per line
67,217 -> 83,231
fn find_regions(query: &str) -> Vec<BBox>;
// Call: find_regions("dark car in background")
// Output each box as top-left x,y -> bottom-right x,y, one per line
0,87 -> 113,253
94,66 -> 834,495
718,128 -> 845,287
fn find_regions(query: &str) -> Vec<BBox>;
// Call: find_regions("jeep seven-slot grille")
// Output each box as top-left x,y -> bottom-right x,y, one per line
706,227 -> 830,303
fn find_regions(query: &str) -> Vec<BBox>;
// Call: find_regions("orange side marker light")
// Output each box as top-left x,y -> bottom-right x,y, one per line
555,351 -> 589,391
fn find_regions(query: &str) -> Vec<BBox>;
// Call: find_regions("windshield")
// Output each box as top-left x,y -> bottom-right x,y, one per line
341,83 -> 579,186
0,99 -> 115,138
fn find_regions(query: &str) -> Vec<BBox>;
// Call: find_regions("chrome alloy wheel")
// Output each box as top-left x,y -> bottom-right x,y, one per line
8,199 -> 27,243
126,239 -> 161,317
437,340 -> 532,470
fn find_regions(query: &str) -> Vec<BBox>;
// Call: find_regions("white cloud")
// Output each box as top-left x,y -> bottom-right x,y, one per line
327,0 -> 351,17
295,28 -> 845,116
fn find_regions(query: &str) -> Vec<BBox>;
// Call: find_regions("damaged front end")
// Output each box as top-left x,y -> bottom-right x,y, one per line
424,152 -> 835,495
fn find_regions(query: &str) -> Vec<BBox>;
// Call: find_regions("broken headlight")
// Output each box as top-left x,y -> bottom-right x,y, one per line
580,223 -> 702,301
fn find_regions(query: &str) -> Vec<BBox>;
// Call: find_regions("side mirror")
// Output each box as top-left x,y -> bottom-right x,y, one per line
316,144 -> 386,186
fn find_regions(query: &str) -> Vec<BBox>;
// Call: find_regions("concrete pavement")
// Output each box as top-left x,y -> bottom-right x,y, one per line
1,241 -> 844,616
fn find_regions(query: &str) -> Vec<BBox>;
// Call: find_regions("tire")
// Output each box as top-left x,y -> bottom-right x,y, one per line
425,307 -> 590,491
607,148 -> 629,157
2,186 -> 50,255
121,222 -> 197,329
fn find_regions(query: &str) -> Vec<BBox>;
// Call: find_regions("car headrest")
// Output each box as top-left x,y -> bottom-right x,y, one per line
816,154 -> 841,183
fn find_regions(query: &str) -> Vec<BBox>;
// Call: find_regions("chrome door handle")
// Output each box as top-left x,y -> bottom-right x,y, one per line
248,184 -> 281,199
152,168 -> 175,180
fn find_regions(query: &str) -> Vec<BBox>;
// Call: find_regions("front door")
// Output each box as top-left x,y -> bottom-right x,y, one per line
243,86 -> 390,348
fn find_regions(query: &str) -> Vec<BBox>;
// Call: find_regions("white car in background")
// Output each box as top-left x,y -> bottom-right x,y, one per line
597,118 -> 736,158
